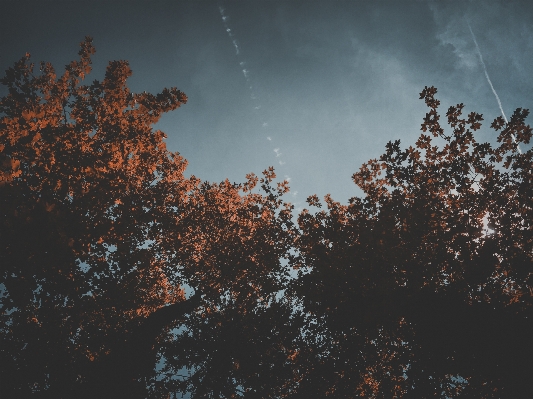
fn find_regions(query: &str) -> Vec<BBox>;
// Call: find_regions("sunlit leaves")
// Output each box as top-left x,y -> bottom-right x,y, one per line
0,38 -> 298,398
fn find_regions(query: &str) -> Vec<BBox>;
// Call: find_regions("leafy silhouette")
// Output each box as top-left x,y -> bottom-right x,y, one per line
0,38 -> 299,399
289,86 -> 533,398
2,39 -> 533,399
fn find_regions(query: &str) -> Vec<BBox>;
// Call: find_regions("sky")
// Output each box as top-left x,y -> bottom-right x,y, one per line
1,0 -> 532,209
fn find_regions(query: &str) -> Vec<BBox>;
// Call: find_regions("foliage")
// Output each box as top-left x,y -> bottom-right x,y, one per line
290,86 -> 533,398
2,38 -> 533,399
0,38 -> 298,399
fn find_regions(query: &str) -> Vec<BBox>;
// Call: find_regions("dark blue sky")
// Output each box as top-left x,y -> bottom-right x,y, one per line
2,0 -> 532,208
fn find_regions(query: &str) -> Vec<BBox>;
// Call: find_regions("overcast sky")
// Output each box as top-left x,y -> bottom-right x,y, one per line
2,0 -> 532,208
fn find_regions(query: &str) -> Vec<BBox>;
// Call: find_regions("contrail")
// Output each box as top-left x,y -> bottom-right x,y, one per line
219,6 -> 240,55
466,19 -> 521,153
217,4 -> 294,172
218,6 -> 260,109
466,21 -> 507,123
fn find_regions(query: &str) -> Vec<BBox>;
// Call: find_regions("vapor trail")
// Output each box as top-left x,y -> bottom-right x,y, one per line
219,6 -> 240,55
466,20 -> 521,153
218,6 -> 259,106
217,4 -> 292,169
467,22 -> 506,123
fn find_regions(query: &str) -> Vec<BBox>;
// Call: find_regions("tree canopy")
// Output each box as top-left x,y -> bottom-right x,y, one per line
290,87 -> 533,398
1,38 -> 532,399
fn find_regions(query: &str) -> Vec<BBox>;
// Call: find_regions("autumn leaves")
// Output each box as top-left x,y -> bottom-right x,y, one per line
2,39 -> 533,398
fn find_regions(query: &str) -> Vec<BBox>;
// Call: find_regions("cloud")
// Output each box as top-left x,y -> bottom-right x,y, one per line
429,1 -> 533,109
267,136 -> 272,141
435,20 -> 478,70
274,148 -> 281,157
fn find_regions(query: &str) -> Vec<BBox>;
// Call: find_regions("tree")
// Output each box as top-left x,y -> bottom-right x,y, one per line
0,38 -> 299,398
289,87 -> 533,398
4,39 -> 533,399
